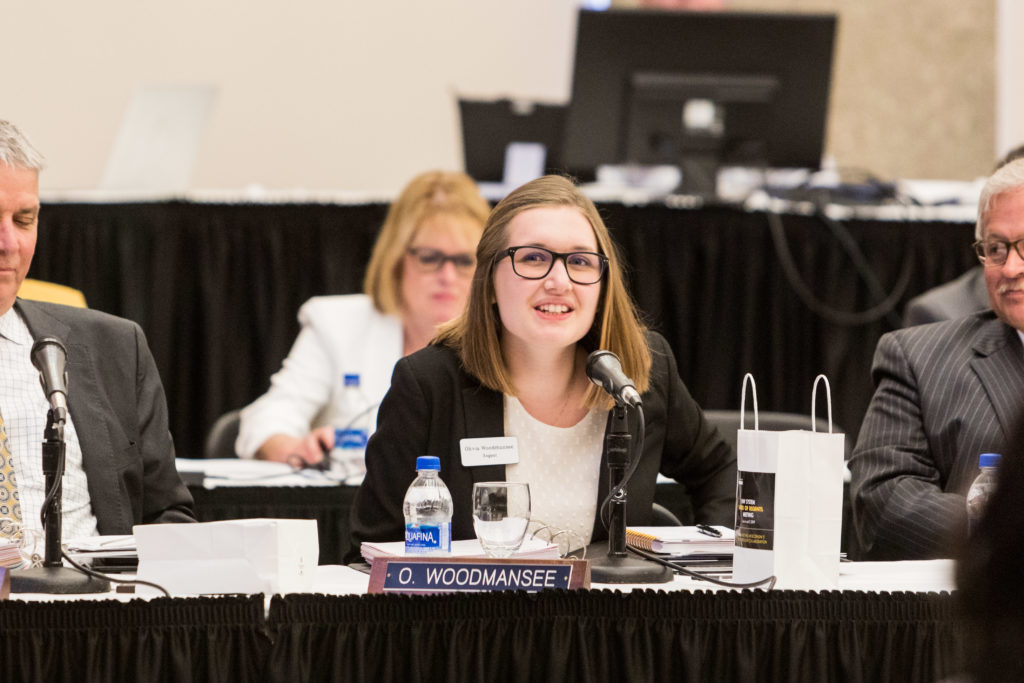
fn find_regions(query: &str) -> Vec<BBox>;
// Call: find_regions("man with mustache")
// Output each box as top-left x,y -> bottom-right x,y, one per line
849,158 -> 1024,560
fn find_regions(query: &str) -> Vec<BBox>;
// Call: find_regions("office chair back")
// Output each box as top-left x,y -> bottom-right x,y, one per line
704,409 -> 851,460
651,502 -> 683,526
17,278 -> 88,308
204,409 -> 242,459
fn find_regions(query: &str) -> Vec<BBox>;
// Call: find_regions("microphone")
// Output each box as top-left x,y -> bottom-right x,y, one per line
586,350 -> 642,408
31,337 -> 69,413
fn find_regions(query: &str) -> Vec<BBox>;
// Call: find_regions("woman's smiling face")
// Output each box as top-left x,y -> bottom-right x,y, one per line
492,206 -> 602,356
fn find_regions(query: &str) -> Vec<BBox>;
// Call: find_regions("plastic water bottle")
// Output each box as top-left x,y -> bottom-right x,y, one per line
330,373 -> 370,480
966,452 -> 1001,535
403,456 -> 453,555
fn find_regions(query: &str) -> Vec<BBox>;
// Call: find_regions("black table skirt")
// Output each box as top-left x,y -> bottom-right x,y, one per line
266,590 -> 966,683
31,201 -> 977,459
0,589 -> 966,683
0,595 -> 269,683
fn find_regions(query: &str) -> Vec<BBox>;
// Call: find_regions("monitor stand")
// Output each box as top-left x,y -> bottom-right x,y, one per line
678,155 -> 719,197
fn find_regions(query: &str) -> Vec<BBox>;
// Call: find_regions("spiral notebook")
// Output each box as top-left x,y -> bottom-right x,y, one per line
625,526 -> 734,556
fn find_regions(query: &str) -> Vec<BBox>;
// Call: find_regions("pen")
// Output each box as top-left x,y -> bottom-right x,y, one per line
696,524 -> 722,538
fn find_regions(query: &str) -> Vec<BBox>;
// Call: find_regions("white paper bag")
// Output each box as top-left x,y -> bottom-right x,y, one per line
732,374 -> 844,589
134,518 -> 319,596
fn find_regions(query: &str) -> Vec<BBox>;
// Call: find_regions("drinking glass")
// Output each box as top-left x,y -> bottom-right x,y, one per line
472,482 -> 531,558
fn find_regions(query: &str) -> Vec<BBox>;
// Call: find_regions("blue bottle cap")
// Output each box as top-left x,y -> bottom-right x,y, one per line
979,452 -> 1001,468
344,374 -> 361,386
416,455 -> 440,471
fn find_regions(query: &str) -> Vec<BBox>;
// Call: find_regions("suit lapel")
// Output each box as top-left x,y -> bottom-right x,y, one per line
16,300 -> 125,531
970,318 -> 1024,442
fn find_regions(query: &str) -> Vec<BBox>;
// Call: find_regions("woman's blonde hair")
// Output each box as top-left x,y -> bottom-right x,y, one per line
363,170 -> 490,314
436,175 -> 650,409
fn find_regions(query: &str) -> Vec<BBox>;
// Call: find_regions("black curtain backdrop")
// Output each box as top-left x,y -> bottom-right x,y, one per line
31,201 -> 976,458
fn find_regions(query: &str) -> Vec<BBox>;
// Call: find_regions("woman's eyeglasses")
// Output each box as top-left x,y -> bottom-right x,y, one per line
497,246 -> 608,285
407,247 -> 476,274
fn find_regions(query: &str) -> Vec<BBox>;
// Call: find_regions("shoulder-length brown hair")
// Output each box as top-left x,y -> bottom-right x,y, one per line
436,175 -> 650,409
363,170 -> 490,315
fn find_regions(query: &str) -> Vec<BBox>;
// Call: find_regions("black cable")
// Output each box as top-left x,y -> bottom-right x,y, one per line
60,550 -> 172,598
767,209 -> 913,326
37,444 -> 64,532
36,435 -> 172,597
759,164 -> 926,327
340,401 -> 379,432
627,545 -> 777,590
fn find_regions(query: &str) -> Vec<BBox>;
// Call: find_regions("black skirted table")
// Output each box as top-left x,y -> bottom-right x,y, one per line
1,588 -> 965,682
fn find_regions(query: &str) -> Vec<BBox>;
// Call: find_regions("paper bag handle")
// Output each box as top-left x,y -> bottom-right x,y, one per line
740,372 -> 759,430
811,374 -> 833,433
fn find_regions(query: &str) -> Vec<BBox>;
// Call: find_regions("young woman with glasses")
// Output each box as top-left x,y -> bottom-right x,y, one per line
347,175 -> 735,560
236,170 -> 490,464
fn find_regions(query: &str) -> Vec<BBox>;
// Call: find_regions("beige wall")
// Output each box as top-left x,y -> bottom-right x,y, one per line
741,0 -> 996,179
998,0 -> 1024,158
619,0 -> 999,180
2,0 -> 1005,193
3,0 -> 580,195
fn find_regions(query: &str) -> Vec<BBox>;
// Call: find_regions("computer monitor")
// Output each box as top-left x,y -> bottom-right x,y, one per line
561,9 -> 837,195
458,98 -> 566,183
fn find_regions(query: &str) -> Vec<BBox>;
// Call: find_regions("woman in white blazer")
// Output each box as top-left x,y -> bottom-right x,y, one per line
236,170 -> 490,464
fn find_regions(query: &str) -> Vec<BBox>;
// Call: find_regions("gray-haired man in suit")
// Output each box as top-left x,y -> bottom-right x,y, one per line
0,120 -> 194,543
850,159 -> 1024,560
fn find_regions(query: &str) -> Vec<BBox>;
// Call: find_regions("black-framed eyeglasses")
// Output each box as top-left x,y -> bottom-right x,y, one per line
973,238 -> 1024,267
497,246 -> 608,285
406,247 -> 476,273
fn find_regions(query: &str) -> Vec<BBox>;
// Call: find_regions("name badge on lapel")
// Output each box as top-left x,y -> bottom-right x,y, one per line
460,437 -> 519,467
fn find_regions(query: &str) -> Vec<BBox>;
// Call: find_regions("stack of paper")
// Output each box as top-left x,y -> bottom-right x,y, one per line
360,537 -> 561,566
135,518 -> 319,596
626,526 -> 734,556
65,535 -> 138,561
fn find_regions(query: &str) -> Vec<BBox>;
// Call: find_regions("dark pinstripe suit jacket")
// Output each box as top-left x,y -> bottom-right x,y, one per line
14,299 -> 195,534
850,311 -> 1024,560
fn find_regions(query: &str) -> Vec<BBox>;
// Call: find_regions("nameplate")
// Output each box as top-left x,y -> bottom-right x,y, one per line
460,436 -> 518,466
368,556 -> 590,595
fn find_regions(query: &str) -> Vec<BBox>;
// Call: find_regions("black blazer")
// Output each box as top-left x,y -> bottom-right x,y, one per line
348,331 -> 736,562
15,299 -> 195,534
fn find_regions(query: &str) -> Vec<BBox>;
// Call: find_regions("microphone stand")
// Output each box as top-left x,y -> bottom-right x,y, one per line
11,407 -> 110,594
588,404 -> 672,584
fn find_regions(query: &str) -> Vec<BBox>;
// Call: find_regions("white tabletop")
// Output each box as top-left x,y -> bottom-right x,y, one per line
306,559 -> 956,597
